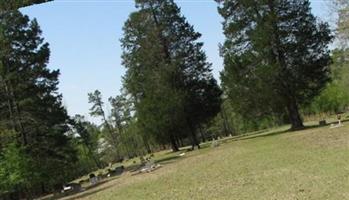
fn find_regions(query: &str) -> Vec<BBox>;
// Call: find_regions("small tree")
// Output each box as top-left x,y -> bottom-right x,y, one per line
72,115 -> 102,169
88,90 -> 118,148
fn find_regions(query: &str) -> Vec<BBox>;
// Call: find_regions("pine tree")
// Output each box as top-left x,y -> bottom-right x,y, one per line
72,115 -> 102,169
121,0 -> 221,150
217,0 -> 333,130
88,90 -> 118,149
108,93 -> 135,157
109,93 -> 132,132
0,11 -> 77,197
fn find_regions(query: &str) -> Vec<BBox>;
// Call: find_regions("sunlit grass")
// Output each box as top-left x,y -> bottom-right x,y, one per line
58,118 -> 349,200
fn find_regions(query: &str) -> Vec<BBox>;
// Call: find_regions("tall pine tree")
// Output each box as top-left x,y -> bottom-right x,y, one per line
0,11 -> 77,197
121,0 -> 221,150
217,0 -> 333,130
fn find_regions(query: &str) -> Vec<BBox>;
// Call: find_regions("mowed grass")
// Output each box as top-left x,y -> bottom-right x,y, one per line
61,121 -> 349,200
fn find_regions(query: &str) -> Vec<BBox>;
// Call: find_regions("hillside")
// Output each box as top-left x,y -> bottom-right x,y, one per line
44,119 -> 349,200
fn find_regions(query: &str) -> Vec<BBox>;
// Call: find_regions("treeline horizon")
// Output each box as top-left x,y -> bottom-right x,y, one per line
0,0 -> 348,199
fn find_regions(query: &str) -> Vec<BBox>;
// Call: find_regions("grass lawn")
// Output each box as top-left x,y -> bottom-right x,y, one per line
57,120 -> 349,200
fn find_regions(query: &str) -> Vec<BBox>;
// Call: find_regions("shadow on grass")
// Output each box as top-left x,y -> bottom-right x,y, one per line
155,154 -> 183,165
42,177 -> 122,200
235,129 -> 289,141
61,183 -> 115,200
125,163 -> 142,172
229,119 -> 349,142
44,119 -> 349,200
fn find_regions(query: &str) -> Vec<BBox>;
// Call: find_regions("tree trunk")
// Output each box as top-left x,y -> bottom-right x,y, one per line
91,152 -> 102,169
175,136 -> 181,148
266,0 -> 304,132
221,106 -> 232,137
40,182 -> 46,195
187,120 -> 200,150
2,78 -> 27,145
142,136 -> 152,154
101,113 -> 118,148
169,135 -> 179,152
191,132 -> 200,150
179,138 -> 184,147
286,98 -> 304,130
199,125 -> 206,143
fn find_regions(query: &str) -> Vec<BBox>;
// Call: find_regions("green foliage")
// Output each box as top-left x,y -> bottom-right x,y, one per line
87,89 -> 150,162
117,119 -> 149,158
72,115 -> 103,170
304,49 -> 349,114
0,11 -> 78,197
0,141 -> 31,194
88,90 -> 118,151
121,0 -> 221,150
109,92 -> 132,132
109,94 -> 148,157
0,0 -> 52,11
306,83 -> 348,114
217,0 -> 333,129
88,90 -> 106,117
207,99 -> 283,138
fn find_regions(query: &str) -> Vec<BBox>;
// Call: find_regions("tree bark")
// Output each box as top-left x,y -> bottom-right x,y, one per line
286,98 -> 304,130
1,76 -> 27,145
179,138 -> 184,147
191,132 -> 200,150
221,108 -> 231,137
175,136 -> 181,148
169,135 -> 179,152
187,120 -> 200,150
142,136 -> 152,154
90,149 -> 102,169
267,0 -> 304,131
40,182 -> 46,195
199,125 -> 206,143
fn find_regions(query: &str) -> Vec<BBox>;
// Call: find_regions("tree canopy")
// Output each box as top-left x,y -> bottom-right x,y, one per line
121,0 -> 222,150
0,10 -> 77,198
217,0 -> 333,130
0,0 -> 52,11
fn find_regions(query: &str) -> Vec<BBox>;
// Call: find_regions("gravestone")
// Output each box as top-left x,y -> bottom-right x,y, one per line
330,112 -> 345,129
114,166 -> 124,175
211,139 -> 219,148
61,183 -> 81,194
108,165 -> 125,177
319,120 -> 326,126
337,113 -> 343,125
140,159 -> 160,173
89,173 -> 98,185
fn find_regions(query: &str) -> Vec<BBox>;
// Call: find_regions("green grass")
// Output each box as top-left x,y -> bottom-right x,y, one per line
58,120 -> 349,200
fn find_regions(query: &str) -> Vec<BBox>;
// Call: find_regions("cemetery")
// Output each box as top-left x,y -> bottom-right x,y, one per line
1,1 -> 348,200
34,116 -> 349,200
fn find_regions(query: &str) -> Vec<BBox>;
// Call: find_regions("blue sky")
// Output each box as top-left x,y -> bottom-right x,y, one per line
20,0 -> 331,122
